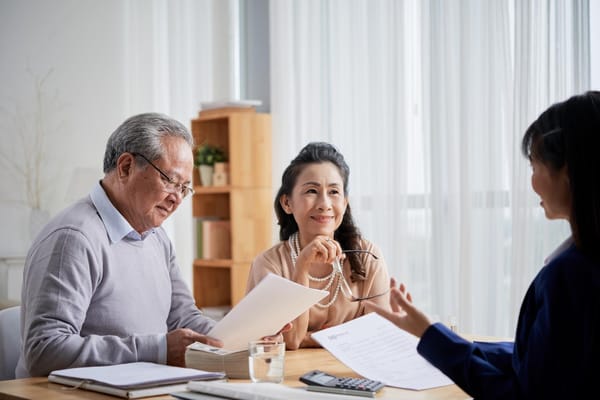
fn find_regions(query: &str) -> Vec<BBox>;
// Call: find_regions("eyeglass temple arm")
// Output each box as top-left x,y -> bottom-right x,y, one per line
341,249 -> 379,260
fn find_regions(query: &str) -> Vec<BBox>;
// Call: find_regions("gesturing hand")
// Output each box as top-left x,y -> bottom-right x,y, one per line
166,328 -> 223,367
365,278 -> 432,338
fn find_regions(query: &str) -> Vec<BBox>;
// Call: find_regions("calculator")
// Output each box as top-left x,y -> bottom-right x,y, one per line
299,370 -> 385,397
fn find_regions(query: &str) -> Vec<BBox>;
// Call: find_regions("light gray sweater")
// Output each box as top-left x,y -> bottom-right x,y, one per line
16,186 -> 215,377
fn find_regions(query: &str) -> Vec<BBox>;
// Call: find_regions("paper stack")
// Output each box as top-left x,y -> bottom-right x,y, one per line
185,273 -> 329,379
185,342 -> 249,379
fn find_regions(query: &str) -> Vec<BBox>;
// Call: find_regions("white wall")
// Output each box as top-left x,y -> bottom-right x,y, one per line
0,0 -> 236,301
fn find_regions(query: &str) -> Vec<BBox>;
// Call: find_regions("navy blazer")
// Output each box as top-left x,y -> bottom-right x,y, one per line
417,242 -> 600,399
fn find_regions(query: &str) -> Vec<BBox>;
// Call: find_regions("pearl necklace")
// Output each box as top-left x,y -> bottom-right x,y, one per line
288,232 -> 348,308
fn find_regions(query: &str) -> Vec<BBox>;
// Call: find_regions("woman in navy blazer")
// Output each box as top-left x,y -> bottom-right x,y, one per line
368,91 -> 600,399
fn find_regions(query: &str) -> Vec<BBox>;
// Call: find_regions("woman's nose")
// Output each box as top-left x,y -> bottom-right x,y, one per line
317,193 -> 332,210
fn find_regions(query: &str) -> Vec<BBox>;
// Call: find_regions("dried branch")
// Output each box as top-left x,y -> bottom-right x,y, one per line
0,68 -> 62,210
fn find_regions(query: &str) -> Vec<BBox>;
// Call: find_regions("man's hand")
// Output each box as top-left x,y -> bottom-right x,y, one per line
166,328 -> 223,367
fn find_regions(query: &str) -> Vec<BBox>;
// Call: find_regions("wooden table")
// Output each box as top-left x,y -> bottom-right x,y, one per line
0,348 -> 472,399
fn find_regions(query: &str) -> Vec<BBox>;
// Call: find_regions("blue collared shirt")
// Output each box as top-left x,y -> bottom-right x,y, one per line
90,181 -> 155,243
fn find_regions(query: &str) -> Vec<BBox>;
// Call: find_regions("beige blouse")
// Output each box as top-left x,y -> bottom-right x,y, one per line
246,238 -> 391,348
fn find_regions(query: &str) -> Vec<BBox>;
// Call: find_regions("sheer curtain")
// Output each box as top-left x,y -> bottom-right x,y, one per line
270,0 -> 588,337
122,0 -> 239,285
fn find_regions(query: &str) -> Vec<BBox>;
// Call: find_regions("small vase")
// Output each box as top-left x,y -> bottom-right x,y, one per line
198,165 -> 214,186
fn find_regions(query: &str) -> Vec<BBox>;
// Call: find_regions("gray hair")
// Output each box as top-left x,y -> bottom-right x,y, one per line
103,112 -> 194,173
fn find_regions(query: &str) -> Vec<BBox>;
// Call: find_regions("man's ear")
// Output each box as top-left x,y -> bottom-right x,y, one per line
280,195 -> 292,214
116,153 -> 136,180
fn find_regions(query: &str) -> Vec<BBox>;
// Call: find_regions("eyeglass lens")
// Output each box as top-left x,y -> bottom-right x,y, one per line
132,152 -> 194,198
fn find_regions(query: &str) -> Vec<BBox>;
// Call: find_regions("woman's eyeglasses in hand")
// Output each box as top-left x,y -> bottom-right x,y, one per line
339,250 -> 390,302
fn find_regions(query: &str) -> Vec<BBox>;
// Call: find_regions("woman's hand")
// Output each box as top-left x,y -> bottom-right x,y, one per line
295,235 -> 343,273
261,322 -> 293,343
365,278 -> 432,338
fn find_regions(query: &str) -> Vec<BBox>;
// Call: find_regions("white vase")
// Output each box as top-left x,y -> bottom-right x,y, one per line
198,165 -> 214,186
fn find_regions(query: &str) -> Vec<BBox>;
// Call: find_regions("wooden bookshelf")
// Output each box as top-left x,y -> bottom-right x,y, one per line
191,109 -> 273,309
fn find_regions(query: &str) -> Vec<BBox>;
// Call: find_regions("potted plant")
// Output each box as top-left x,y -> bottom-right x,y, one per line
194,144 -> 226,186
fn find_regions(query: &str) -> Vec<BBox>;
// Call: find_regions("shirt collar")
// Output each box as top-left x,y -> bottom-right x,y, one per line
544,235 -> 574,265
90,181 -> 154,243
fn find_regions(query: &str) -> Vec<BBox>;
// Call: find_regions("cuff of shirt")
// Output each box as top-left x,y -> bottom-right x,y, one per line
417,322 -> 456,362
158,334 -> 167,364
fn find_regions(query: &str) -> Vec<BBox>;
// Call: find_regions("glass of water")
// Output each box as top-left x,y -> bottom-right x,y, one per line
248,340 -> 285,383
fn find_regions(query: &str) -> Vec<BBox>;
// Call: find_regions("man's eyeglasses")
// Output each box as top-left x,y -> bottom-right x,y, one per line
131,152 -> 195,198
338,250 -> 389,302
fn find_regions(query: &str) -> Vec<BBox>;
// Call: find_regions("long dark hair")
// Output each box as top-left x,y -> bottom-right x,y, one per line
275,142 -> 366,281
521,91 -> 600,262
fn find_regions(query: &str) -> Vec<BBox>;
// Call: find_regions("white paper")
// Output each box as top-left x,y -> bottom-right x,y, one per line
186,381 -> 360,400
311,313 -> 453,390
208,273 -> 329,351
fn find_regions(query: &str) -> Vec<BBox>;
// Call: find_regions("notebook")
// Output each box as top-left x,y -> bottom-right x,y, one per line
48,362 -> 225,399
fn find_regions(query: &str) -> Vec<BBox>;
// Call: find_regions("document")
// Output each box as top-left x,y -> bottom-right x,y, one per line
48,362 -> 225,399
208,273 -> 329,351
179,381 -> 363,400
311,313 -> 453,390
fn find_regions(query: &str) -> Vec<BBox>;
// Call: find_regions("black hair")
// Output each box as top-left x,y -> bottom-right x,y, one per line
521,91 -> 600,262
275,142 -> 366,281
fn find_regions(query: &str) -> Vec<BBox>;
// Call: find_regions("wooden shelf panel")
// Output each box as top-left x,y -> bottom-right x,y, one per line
193,265 -> 231,307
193,259 -> 232,268
192,192 -> 230,220
193,185 -> 232,194
191,110 -> 272,308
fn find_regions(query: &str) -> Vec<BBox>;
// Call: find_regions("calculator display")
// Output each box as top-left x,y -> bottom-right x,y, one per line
309,372 -> 337,385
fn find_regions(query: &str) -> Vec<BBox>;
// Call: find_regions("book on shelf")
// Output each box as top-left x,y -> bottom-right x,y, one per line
193,216 -> 220,259
48,362 -> 225,399
202,219 -> 231,259
185,342 -> 249,379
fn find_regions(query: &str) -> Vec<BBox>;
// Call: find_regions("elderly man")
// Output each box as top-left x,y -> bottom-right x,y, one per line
16,113 -> 222,377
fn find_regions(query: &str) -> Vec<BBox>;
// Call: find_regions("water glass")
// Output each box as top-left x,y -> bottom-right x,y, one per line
248,340 -> 285,383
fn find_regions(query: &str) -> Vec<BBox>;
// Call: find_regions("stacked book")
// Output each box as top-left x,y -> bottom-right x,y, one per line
194,218 -> 231,259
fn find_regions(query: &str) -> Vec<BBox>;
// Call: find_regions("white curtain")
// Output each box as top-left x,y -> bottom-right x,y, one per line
270,0 -> 588,337
121,0 -> 240,286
